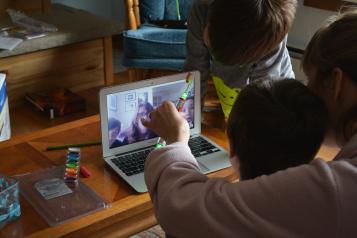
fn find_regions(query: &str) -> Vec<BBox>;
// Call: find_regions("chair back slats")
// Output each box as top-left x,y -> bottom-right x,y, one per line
126,0 -> 192,28
133,0 -> 141,28
125,0 -> 141,30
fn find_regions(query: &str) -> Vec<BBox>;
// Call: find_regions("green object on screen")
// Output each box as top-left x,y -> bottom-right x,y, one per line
154,72 -> 194,149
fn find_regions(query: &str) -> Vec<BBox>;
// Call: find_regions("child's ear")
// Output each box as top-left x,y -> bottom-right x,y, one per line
229,149 -> 236,159
331,67 -> 345,101
203,25 -> 210,48
228,142 -> 236,158
228,146 -> 240,177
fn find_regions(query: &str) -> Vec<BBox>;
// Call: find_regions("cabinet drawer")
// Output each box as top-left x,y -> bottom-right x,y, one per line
0,39 -> 105,106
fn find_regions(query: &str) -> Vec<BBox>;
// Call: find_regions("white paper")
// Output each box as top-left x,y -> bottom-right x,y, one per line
7,9 -> 58,33
0,36 -> 23,50
35,178 -> 73,200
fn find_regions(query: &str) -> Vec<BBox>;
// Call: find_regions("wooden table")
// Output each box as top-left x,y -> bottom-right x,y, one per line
0,115 -> 238,238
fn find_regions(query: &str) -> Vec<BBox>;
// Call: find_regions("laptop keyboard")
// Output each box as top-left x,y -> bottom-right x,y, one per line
111,148 -> 152,176
111,136 -> 220,177
188,136 -> 220,158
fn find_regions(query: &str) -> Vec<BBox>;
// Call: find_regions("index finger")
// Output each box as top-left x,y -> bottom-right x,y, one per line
161,100 -> 176,111
141,109 -> 157,129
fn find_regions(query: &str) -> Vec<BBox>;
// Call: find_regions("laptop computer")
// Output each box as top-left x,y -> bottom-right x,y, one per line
99,71 -> 231,193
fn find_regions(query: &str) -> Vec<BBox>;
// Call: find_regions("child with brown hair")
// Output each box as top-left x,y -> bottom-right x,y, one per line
165,78 -> 328,237
227,79 -> 327,180
184,0 -> 297,117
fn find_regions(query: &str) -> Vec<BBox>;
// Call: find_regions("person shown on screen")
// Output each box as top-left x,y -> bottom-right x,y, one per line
108,118 -> 128,149
182,97 -> 194,128
125,102 -> 156,143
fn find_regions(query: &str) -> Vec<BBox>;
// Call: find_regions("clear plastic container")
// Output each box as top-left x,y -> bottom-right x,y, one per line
17,166 -> 107,226
0,175 -> 21,229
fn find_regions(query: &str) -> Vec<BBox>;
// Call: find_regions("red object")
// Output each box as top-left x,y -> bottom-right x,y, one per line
26,88 -> 86,118
177,98 -> 186,112
64,173 -> 77,178
80,166 -> 91,178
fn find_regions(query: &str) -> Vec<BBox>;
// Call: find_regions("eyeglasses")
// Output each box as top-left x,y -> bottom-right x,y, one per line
209,48 -> 250,69
137,112 -> 147,117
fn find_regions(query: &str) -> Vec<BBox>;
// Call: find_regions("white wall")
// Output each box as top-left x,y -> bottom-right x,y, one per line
111,0 -> 126,23
288,0 -> 336,50
288,1 -> 338,82
51,0 -> 125,23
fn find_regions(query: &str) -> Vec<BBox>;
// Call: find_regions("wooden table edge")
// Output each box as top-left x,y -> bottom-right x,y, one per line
0,115 -> 100,149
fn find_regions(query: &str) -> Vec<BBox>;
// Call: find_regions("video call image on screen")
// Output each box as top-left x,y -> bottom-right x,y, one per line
107,79 -> 195,149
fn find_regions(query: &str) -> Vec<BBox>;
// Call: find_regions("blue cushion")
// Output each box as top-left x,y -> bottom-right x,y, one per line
140,0 -> 192,23
140,0 -> 165,23
164,0 -> 192,20
123,25 -> 187,59
122,57 -> 184,71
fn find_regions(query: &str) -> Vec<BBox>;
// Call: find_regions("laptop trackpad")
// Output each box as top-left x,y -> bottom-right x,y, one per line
197,153 -> 231,174
197,161 -> 210,173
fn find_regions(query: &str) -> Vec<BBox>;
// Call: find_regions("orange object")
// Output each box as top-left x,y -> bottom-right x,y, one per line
65,168 -> 78,174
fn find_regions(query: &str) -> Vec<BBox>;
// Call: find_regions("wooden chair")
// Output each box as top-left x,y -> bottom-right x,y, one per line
125,0 -> 141,30
123,0 -> 188,81
124,0 -> 144,81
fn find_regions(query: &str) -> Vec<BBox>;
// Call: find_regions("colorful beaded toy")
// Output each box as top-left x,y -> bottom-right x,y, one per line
64,147 -> 80,185
155,72 -> 194,148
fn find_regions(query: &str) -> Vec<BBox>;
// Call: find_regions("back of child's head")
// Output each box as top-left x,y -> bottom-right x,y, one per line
227,79 -> 328,180
207,0 -> 297,65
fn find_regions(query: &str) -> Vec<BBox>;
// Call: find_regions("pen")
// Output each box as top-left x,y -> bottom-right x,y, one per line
155,72 -> 194,148
46,140 -> 101,151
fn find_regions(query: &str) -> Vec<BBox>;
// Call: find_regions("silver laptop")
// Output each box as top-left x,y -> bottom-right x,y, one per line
99,71 -> 231,193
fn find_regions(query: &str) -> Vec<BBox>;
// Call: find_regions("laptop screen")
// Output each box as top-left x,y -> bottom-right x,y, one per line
106,79 -> 195,149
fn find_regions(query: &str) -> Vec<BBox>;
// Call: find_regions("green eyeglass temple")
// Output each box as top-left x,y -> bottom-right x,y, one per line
210,53 -> 247,68
206,41 -> 254,68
